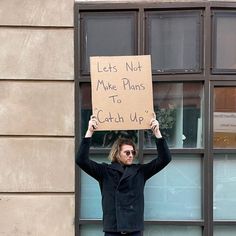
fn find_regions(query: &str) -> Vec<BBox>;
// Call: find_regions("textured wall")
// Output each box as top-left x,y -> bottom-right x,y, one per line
0,0 -> 75,235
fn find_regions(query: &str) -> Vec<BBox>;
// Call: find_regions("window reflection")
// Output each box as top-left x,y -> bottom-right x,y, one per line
145,82 -> 204,148
80,224 -> 203,236
213,12 -> 236,72
81,82 -> 203,148
81,12 -> 136,74
144,225 -> 202,236
214,87 -> 236,148
144,155 -> 202,220
80,225 -> 103,236
146,11 -> 201,73
80,156 -> 107,219
214,226 -> 236,236
214,154 -> 236,220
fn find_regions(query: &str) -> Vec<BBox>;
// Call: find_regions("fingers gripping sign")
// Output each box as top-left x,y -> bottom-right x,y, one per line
150,113 -> 162,139
85,115 -> 99,137
89,115 -> 99,131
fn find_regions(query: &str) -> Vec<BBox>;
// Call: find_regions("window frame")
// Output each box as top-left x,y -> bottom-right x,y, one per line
74,2 -> 236,236
210,81 -> 236,153
79,10 -> 139,76
145,9 -> 204,75
210,81 -> 236,228
211,9 -> 236,74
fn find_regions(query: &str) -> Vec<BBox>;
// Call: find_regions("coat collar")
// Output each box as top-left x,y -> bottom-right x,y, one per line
109,162 -> 125,173
109,162 -> 139,182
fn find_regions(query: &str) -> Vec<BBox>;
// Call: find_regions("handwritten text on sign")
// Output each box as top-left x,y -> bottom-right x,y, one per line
90,55 -> 154,130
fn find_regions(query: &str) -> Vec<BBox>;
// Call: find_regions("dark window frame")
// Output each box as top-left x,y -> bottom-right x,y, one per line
79,10 -> 139,76
212,9 -> 236,74
145,9 -> 204,74
74,2 -> 236,236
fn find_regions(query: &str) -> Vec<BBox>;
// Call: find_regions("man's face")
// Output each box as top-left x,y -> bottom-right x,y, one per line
118,144 -> 136,165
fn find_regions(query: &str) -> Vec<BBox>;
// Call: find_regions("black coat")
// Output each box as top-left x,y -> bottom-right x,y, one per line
76,137 -> 171,233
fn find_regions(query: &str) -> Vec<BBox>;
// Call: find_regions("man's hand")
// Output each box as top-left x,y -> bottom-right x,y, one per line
150,117 -> 162,139
85,115 -> 98,137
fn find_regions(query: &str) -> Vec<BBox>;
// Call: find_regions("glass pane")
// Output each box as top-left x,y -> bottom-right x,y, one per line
144,225 -> 202,236
144,155 -> 202,220
80,224 -> 103,236
80,224 -> 202,236
80,83 -> 138,147
147,11 -> 201,73
214,226 -> 236,236
144,82 -> 204,148
82,12 -> 136,73
80,156 -> 108,219
213,12 -> 236,70
213,87 -> 236,148
213,154 -> 236,220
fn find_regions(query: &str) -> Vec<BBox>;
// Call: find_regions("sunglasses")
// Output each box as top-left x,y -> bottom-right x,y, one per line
123,150 -> 136,157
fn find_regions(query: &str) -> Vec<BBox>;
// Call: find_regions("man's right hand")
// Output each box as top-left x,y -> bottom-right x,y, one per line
85,115 -> 98,137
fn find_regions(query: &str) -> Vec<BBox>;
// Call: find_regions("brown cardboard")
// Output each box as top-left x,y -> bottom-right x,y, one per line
90,55 -> 154,130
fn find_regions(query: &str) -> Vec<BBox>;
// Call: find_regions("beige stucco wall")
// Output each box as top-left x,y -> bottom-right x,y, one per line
0,0 -> 74,235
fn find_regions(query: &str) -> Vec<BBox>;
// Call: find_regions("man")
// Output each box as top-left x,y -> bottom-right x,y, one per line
76,116 -> 171,236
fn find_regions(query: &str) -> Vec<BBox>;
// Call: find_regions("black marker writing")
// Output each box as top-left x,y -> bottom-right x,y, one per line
108,95 -> 122,103
122,78 -> 145,91
97,62 -> 118,73
96,80 -> 117,91
97,109 -> 124,123
130,112 -> 144,124
126,61 -> 142,72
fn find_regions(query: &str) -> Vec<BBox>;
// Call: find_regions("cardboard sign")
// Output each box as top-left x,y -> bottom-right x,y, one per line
90,55 -> 154,130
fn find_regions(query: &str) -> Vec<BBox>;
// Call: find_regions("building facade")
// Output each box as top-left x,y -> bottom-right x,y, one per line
0,1 -> 236,236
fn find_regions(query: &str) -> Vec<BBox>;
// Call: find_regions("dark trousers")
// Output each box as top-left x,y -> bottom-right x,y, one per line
104,232 -> 141,236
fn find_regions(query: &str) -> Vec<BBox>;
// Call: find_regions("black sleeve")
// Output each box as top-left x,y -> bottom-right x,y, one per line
76,138 -> 105,181
141,138 -> 172,181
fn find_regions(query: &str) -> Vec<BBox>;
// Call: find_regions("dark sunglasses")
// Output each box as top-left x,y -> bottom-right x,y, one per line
124,150 -> 136,157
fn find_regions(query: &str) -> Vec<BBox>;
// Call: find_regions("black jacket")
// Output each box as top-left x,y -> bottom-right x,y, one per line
76,137 -> 171,233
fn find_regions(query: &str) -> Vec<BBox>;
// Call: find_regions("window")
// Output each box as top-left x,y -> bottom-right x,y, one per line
144,155 -> 202,220
214,226 -> 236,236
145,82 -> 204,148
80,12 -> 137,74
75,3 -> 236,236
214,154 -> 236,220
80,156 -> 107,219
80,225 -> 103,236
146,11 -> 202,73
144,225 -> 202,236
212,11 -> 236,73
213,87 -> 236,148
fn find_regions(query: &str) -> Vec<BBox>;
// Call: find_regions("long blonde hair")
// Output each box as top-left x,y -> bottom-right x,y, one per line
108,138 -> 137,162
